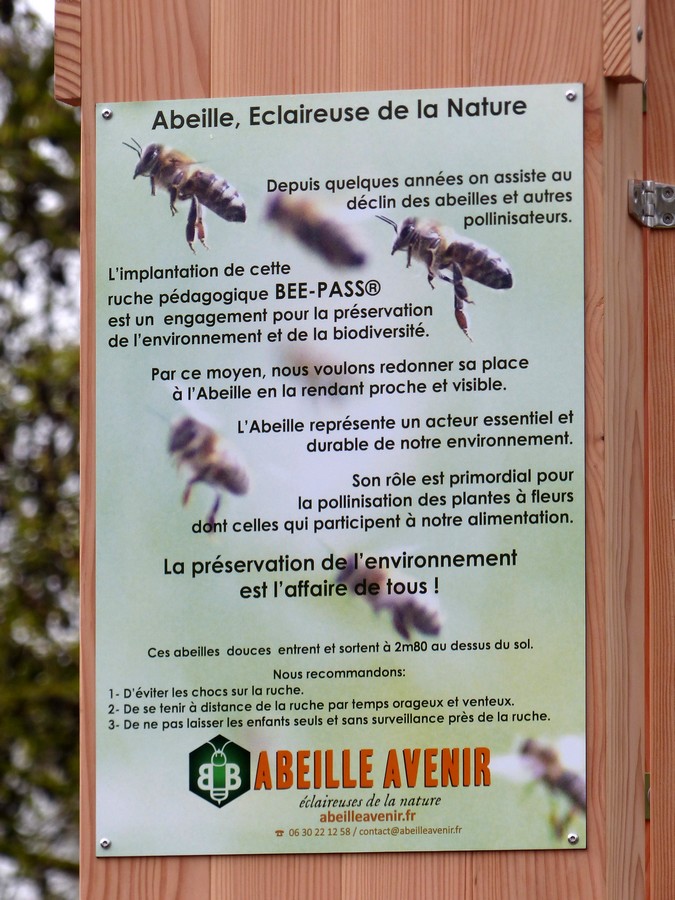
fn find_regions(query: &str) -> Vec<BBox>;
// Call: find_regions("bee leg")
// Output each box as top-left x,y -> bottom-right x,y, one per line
195,202 -> 208,248
186,198 -> 198,252
550,806 -> 575,840
186,198 -> 208,252
391,609 -> 411,641
455,308 -> 473,342
168,186 -> 179,215
150,176 -> 157,196
419,249 -> 436,288
207,494 -> 221,527
441,263 -> 472,298
181,481 -> 195,506
448,263 -> 473,341
549,809 -> 566,839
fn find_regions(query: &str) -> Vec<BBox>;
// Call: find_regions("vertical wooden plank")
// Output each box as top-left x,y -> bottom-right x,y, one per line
212,0 -> 340,96
54,0 -> 81,105
646,0 -> 675,895
604,81 -> 646,900
210,854 -> 342,900
80,0 -> 210,103
467,0 -> 601,85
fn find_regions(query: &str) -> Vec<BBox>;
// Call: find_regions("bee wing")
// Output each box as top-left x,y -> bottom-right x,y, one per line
217,441 -> 250,495
554,735 -> 586,771
493,734 -> 585,784
490,752 -> 533,784
379,584 -> 443,640
157,379 -> 222,431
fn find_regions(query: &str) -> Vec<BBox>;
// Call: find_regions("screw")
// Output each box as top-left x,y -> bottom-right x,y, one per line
99,838 -> 111,849
101,108 -> 113,120
565,90 -> 577,102
567,832 -> 579,845
636,26 -> 644,42
662,186 -> 674,201
662,212 -> 674,226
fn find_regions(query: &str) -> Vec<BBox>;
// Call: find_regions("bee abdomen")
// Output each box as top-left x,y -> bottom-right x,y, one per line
408,600 -> 443,636
180,171 -> 247,223
447,241 -> 513,289
218,460 -> 250,496
554,771 -> 587,811
391,596 -> 443,641
301,219 -> 366,266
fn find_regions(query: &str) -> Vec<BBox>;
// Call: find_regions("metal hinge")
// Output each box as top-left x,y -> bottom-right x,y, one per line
629,180 -> 675,228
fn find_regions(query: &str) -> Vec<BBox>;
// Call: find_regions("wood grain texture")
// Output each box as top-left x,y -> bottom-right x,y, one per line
54,0 -> 81,105
212,0 -> 341,97
337,0 -> 470,92
81,0 -> 211,103
604,81 -> 646,900
646,0 -> 675,895
603,0 -> 646,82
73,0 -> 649,894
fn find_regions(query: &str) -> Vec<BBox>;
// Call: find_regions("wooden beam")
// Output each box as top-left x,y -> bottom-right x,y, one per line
646,0 -> 675,894
54,0 -> 81,105
603,0 -> 646,82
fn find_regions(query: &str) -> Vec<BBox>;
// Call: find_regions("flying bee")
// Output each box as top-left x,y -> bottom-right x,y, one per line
377,215 -> 512,340
124,139 -> 246,251
492,736 -> 586,839
266,193 -> 367,267
337,558 -> 442,640
168,416 -> 249,525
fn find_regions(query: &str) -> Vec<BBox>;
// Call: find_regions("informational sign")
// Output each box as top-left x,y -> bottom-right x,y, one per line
95,84 -> 586,856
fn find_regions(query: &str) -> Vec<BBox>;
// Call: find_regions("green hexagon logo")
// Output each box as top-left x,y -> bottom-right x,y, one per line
189,735 -> 250,808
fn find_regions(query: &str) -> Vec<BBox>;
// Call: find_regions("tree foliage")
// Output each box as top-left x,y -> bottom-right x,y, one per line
0,5 -> 80,898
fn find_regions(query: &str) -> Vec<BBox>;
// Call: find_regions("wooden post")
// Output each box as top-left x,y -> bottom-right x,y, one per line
646,0 -> 675,897
53,0 -> 656,895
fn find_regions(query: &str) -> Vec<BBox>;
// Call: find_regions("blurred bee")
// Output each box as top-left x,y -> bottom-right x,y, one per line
492,736 -> 586,838
377,215 -> 512,340
279,345 -> 361,398
520,739 -> 586,835
168,416 -> 249,525
337,558 -> 442,640
124,139 -> 246,251
266,193 -> 367,267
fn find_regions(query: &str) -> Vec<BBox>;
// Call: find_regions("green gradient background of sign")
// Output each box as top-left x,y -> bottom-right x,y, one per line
95,83 -> 585,856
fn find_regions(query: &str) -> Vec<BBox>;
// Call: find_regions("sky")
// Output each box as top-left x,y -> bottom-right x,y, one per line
25,0 -> 55,27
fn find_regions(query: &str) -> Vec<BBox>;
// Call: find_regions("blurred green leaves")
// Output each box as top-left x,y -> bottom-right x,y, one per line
0,4 -> 80,898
